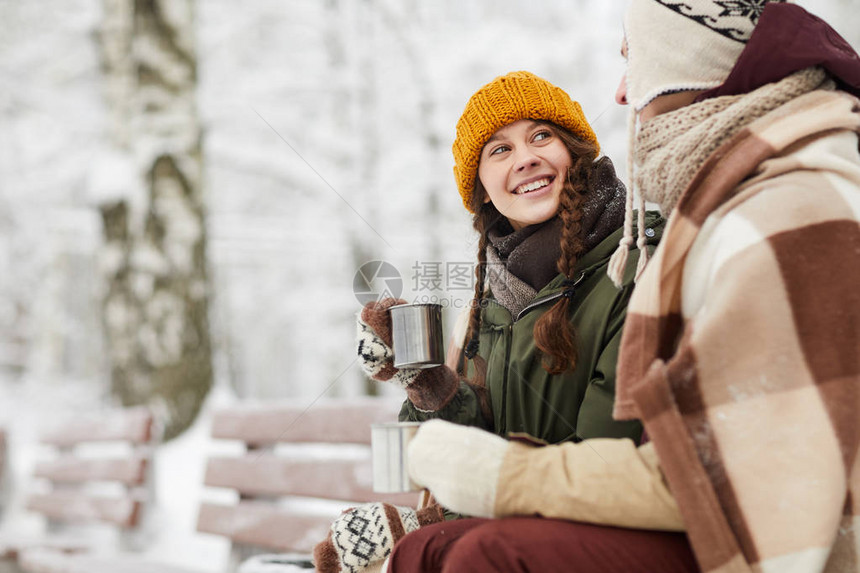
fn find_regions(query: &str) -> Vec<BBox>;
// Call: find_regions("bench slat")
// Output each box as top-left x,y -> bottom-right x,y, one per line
33,456 -> 148,486
204,454 -> 419,505
0,536 -> 89,560
40,407 -> 153,447
19,547 -> 203,573
200,398 -> 428,560
210,398 -> 402,446
196,502 -> 338,553
26,492 -> 141,528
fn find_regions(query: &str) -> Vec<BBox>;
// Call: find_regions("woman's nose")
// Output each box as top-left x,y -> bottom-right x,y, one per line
513,149 -> 540,172
616,74 -> 628,106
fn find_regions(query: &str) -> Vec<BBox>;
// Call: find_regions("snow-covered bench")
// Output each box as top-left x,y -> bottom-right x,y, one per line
0,407 -> 163,571
7,406 -> 206,573
196,397 -> 420,571
26,406 -> 155,536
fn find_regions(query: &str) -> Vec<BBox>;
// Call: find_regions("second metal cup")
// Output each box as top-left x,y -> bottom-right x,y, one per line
371,422 -> 422,493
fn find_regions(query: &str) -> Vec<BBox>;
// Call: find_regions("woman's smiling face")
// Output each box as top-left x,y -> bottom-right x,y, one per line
477,119 -> 572,231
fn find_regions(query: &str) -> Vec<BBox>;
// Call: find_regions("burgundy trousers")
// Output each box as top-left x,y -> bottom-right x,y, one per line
389,517 -> 700,573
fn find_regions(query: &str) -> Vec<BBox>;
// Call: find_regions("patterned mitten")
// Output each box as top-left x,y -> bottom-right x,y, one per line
313,502 -> 444,573
357,299 -> 459,412
357,298 -> 418,387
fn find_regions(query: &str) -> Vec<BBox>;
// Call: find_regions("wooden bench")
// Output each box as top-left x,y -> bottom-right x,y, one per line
16,546 -> 202,573
0,407 -> 159,570
196,396 -> 420,571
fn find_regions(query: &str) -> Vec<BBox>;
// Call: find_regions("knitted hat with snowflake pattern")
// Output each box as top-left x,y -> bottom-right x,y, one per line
607,0 -> 794,287
452,71 -> 599,212
624,0 -> 794,111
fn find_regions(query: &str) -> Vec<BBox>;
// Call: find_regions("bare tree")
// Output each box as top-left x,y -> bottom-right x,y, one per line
376,0 -> 446,264
322,0 -> 383,395
98,0 -> 212,440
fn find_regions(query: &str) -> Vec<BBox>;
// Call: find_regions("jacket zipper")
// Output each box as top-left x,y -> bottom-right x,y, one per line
497,270 -> 587,432
514,271 -> 587,322
499,322 -> 513,435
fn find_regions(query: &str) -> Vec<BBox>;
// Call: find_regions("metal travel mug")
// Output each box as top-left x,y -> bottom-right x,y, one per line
389,303 -> 444,369
371,422 -> 422,493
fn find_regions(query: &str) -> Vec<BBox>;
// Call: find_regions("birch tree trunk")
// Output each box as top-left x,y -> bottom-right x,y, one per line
99,0 -> 211,440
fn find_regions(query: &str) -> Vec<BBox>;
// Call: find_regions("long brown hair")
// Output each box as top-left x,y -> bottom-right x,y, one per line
464,121 -> 600,399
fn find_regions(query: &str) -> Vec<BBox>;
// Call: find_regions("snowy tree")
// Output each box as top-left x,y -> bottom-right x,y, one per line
98,0 -> 212,440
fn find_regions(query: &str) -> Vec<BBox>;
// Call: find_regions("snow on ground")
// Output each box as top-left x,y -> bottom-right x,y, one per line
141,385 -> 235,571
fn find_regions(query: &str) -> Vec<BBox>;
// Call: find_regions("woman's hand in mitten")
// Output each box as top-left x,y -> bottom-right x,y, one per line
356,299 -> 460,412
356,298 -> 417,387
313,502 -> 444,573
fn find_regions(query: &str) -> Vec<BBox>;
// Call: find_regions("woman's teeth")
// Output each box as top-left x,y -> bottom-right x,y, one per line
514,178 -> 550,195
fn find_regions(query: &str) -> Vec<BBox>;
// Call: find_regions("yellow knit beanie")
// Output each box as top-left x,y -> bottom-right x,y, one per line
452,71 -> 599,212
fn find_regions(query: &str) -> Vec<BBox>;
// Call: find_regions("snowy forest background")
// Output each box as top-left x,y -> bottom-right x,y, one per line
1,0 -> 857,569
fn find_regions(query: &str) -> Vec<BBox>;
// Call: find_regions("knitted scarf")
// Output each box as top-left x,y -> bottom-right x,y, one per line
487,217 -> 558,318
486,156 -> 626,317
634,67 -> 830,215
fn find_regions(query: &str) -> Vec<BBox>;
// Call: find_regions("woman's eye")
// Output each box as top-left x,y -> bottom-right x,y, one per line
533,130 -> 552,142
489,145 -> 510,156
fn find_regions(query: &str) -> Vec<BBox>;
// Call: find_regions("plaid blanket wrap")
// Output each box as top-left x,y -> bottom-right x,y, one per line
614,89 -> 860,573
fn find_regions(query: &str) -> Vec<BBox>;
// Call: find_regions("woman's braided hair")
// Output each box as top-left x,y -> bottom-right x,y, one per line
463,121 -> 600,406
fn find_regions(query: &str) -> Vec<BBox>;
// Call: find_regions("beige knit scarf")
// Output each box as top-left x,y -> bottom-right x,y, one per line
606,67 -> 831,287
635,67 -> 830,215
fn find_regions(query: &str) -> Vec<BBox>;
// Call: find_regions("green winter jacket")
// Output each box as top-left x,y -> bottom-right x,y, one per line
400,211 -> 664,445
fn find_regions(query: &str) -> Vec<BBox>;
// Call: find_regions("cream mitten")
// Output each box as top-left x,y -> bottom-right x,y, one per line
407,419 -> 508,518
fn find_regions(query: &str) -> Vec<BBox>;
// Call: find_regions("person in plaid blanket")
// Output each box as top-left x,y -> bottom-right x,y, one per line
392,2 -> 860,572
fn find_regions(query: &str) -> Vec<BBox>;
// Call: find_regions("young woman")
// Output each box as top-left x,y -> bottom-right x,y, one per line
313,70 -> 663,573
